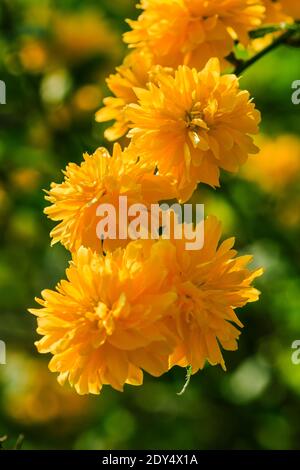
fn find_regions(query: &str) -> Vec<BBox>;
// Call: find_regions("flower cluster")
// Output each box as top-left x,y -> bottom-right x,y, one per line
30,218 -> 262,394
97,0 -> 300,144
29,0 -> 289,395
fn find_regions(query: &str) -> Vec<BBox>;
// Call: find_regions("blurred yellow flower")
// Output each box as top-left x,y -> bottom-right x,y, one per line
124,0 -> 265,69
73,85 -> 102,113
45,143 -> 177,253
277,196 -> 300,229
95,50 -> 154,141
18,6 -> 122,75
10,168 -> 40,192
52,10 -> 121,62
1,353 -> 89,424
242,135 -> 300,192
0,185 -> 9,214
19,39 -> 48,73
29,242 -> 178,394
165,216 -> 263,372
127,59 -> 260,202
47,105 -> 72,130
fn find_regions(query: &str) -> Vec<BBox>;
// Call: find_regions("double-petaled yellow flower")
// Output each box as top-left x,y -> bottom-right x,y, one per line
124,0 -> 265,69
45,143 -> 177,253
127,58 -> 260,201
163,216 -> 263,372
29,242 -> 178,394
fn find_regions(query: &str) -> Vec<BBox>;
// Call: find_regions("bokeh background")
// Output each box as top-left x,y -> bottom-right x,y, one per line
0,0 -> 300,450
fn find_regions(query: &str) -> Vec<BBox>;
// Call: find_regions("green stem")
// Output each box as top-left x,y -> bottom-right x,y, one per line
249,22 -> 300,39
177,366 -> 193,396
235,28 -> 297,76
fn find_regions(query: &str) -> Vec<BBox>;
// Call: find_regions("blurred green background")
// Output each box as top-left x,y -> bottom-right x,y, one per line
0,0 -> 300,450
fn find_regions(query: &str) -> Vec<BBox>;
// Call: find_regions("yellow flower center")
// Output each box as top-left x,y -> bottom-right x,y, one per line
86,293 -> 129,340
185,103 -> 209,149
85,302 -> 116,337
96,302 -> 116,336
179,281 -> 207,329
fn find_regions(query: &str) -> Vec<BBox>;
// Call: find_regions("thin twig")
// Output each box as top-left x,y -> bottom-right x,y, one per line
249,22 -> 300,39
235,29 -> 297,76
177,366 -> 193,396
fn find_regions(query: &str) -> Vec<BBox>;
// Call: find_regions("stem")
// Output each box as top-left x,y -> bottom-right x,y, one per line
177,366 -> 192,396
235,28 -> 297,76
249,22 -> 300,39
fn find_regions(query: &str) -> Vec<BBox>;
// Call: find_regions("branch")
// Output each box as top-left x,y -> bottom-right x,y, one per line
249,22 -> 300,39
235,28 -> 297,76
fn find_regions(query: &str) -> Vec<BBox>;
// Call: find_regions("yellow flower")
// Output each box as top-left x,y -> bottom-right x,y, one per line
163,216 -> 263,373
261,0 -> 290,24
19,39 -> 48,74
96,50 -> 154,141
242,135 -> 300,192
29,243 -> 178,394
127,59 -> 260,202
45,143 -> 177,253
124,0 -> 265,69
280,0 -> 300,19
10,168 -> 40,193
